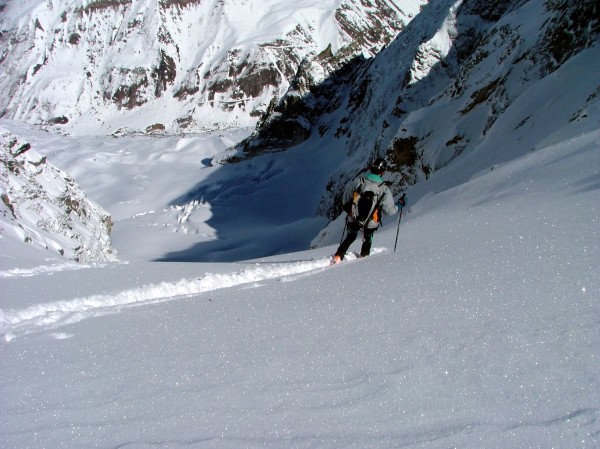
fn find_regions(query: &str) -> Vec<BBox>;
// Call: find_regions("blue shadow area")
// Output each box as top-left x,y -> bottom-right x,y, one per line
155,139 -> 338,262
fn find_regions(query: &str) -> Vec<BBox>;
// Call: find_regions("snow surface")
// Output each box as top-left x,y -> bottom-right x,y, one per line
1,119 -> 599,447
1,0 -> 599,445
0,0 -> 426,134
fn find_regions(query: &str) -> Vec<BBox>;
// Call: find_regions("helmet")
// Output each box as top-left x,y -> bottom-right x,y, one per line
371,157 -> 387,173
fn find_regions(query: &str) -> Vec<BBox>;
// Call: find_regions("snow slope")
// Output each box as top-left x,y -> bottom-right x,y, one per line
0,123 -> 599,447
238,0 -> 600,223
0,0 -> 425,134
0,126 -> 116,262
0,0 -> 599,447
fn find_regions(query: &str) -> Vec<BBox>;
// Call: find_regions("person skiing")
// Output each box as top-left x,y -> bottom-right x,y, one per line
332,157 -> 404,264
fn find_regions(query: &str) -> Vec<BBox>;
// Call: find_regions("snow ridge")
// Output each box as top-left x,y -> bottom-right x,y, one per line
0,127 -> 117,262
0,255 -> 342,340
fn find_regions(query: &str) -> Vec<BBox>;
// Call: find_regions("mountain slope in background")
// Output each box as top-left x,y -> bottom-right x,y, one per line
0,126 -> 115,262
1,0 -> 599,265
0,0 -> 427,262
0,0 -> 425,135
231,0 -> 599,225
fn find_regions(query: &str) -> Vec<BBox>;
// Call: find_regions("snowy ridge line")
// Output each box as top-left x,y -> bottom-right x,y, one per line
0,257 -> 334,341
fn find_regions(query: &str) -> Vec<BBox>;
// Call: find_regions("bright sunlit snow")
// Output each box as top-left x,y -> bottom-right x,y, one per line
1,118 -> 598,447
1,0 -> 599,447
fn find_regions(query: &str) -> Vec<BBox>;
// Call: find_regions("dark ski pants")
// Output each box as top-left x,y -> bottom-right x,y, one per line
335,221 -> 376,259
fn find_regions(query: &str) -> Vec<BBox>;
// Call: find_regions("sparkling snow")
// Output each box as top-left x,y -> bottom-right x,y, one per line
0,120 -> 598,447
1,0 -> 599,447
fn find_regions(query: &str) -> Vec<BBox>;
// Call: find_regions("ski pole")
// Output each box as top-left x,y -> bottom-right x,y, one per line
340,216 -> 348,245
394,194 -> 406,252
394,208 -> 403,252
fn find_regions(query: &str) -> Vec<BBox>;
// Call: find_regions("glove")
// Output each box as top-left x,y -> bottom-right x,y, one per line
397,194 -> 407,208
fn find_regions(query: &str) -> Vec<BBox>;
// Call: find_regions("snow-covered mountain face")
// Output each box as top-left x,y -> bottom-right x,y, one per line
0,127 -> 116,262
0,0 -> 598,264
0,0 -> 425,135
232,0 -> 600,220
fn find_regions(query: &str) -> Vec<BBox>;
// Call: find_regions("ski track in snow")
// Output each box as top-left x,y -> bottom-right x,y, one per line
0,256 -> 336,341
0,250 -> 387,341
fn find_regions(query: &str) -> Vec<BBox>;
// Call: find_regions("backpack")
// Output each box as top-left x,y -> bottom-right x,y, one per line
352,178 -> 383,227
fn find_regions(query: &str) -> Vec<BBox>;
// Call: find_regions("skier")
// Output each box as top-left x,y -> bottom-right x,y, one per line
332,157 -> 404,264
